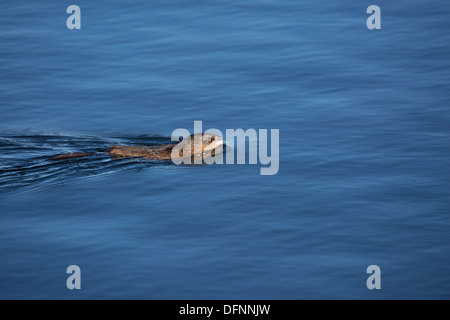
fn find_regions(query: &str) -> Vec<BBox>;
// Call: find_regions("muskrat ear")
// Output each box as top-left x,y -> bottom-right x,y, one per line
203,134 -> 213,142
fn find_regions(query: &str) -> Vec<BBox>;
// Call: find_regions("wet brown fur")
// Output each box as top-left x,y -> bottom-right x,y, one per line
109,144 -> 175,160
48,133 -> 222,161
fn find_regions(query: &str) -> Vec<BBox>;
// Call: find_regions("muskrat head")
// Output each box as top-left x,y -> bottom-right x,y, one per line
193,133 -> 224,155
172,133 -> 224,162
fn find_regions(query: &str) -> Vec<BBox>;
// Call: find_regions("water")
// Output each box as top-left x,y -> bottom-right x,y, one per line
1,0 -> 449,299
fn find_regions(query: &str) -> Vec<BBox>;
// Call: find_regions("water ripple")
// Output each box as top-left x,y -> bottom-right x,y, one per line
0,131 -> 173,191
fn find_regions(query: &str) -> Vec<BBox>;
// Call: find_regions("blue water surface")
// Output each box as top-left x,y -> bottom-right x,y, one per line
0,0 -> 449,299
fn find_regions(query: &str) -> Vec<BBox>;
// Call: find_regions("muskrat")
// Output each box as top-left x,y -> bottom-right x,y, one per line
48,133 -> 224,162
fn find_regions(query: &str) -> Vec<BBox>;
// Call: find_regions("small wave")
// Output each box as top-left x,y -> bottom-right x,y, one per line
0,131 -> 174,191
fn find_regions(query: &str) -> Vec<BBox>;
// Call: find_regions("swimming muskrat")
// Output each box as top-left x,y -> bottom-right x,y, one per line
48,133 -> 224,162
